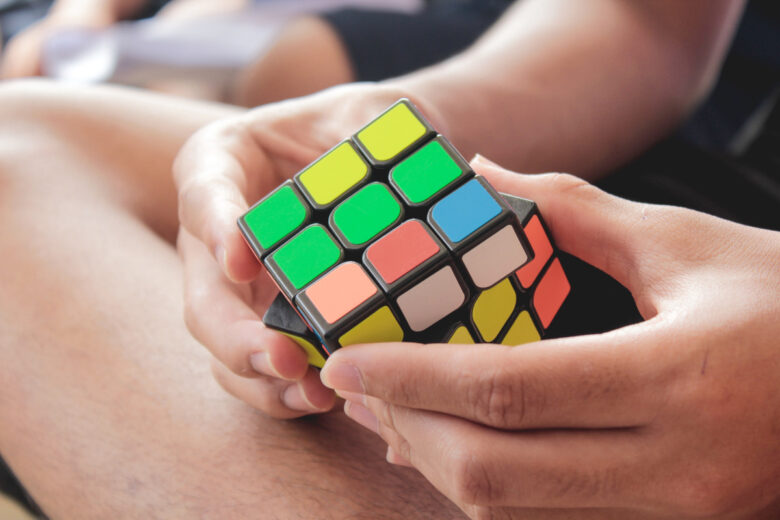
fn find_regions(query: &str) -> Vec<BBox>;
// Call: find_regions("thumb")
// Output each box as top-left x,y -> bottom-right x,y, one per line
473,155 -> 652,295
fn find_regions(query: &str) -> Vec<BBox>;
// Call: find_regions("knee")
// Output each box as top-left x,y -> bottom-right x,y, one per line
0,79 -> 65,185
0,78 -> 60,144
231,16 -> 354,107
0,78 -> 57,118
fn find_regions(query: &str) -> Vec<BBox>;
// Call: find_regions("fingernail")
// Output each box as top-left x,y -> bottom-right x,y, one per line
282,384 -> 320,412
386,446 -> 411,467
335,390 -> 366,405
250,352 -> 282,378
471,153 -> 499,167
321,363 -> 365,394
344,401 -> 378,433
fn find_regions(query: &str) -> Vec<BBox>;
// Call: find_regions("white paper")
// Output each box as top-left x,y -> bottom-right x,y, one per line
43,0 -> 423,85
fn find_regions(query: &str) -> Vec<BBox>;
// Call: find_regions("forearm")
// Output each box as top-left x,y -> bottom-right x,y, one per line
391,0 -> 745,179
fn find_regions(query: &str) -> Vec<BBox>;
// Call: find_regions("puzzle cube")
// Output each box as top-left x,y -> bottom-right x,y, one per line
238,99 -> 571,367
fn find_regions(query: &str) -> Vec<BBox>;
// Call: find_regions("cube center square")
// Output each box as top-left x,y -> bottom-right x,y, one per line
364,219 -> 442,286
331,182 -> 402,248
241,99 -> 572,363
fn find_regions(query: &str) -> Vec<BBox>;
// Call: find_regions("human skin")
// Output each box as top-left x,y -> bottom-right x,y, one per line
0,81 -> 463,519
321,158 -> 780,519
2,0 -> 777,517
1,81 -> 776,519
169,0 -> 780,517
173,0 -> 748,419
0,83 -> 777,520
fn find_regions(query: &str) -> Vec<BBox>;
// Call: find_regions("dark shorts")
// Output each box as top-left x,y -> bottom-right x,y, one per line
321,0 -> 513,82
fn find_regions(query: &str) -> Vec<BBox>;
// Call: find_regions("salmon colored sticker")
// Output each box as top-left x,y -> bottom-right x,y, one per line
305,262 -> 378,324
517,215 -> 553,288
365,220 -> 440,284
532,258 -> 570,328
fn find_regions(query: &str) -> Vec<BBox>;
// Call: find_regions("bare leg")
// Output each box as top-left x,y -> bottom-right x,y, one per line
231,17 -> 354,107
0,81 -> 459,519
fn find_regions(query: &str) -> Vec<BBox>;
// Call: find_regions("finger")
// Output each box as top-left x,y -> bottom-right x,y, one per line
472,155 -> 663,295
211,359 -> 335,418
179,229 -> 309,380
323,320 -> 672,430
174,119 -> 269,282
359,398 -> 651,510
385,446 -> 412,467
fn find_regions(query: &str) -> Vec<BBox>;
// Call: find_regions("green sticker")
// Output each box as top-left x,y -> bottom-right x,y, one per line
356,103 -> 426,162
333,183 -> 401,245
298,142 -> 368,206
271,225 -> 341,289
243,185 -> 307,249
390,140 -> 464,204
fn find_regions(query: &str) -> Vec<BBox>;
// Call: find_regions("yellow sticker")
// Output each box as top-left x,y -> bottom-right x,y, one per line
357,103 -> 427,162
472,278 -> 517,342
339,306 -> 404,347
298,142 -> 368,206
447,325 -> 475,344
500,311 -> 541,346
282,332 -> 326,368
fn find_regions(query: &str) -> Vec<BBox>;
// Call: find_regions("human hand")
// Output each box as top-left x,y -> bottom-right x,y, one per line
1,4 -> 116,78
174,84 -> 443,418
321,156 -> 780,518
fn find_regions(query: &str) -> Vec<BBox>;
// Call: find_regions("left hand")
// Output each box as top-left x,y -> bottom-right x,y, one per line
320,157 -> 780,519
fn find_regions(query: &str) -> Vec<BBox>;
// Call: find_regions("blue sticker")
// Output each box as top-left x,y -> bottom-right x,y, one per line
431,179 -> 502,243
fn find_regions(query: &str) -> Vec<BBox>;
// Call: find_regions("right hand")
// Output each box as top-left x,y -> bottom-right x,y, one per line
174,84 -> 440,418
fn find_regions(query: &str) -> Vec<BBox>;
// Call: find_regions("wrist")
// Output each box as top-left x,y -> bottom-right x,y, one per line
379,78 -> 452,148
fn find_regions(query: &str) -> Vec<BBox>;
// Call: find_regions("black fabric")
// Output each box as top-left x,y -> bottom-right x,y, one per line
0,456 -> 44,518
598,137 -> 780,232
549,118 -> 780,341
680,0 -> 780,152
321,0 -> 512,82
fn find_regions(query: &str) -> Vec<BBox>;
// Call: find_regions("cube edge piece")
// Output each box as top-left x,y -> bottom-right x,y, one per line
237,180 -> 311,260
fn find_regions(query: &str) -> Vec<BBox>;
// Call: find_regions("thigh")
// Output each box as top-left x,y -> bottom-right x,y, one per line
0,81 -> 463,519
1,80 -> 241,242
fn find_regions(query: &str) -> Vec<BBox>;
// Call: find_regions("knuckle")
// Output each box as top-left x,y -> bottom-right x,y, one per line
449,445 -> 501,506
467,367 -> 531,429
391,374 -> 424,408
375,400 -> 395,429
545,172 -> 614,210
672,468 -> 746,518
547,172 -> 594,196
469,506 -> 507,520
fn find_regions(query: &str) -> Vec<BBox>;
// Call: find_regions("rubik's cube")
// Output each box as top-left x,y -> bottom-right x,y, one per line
238,100 -> 570,368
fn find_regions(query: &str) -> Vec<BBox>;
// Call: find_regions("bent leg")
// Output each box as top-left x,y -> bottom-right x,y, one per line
0,81 -> 460,519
